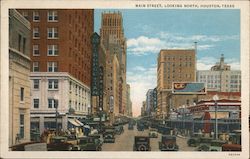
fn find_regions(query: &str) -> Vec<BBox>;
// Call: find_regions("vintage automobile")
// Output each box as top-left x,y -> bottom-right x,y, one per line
148,129 -> 158,138
222,144 -> 241,151
103,128 -> 115,143
115,125 -> 124,135
137,123 -> 144,131
47,136 -> 74,151
159,135 -> 179,151
209,140 -> 227,151
133,136 -> 151,151
194,137 -> 213,151
128,123 -> 134,130
157,125 -> 171,135
88,134 -> 104,147
73,136 -> 101,151
187,137 -> 200,147
10,141 -> 46,151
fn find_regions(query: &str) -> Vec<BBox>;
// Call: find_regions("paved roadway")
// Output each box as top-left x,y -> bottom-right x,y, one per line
102,124 -> 196,151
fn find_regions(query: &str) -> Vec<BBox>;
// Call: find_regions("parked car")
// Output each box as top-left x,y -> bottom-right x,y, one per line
128,123 -> 134,130
115,125 -> 124,135
103,129 -> 115,143
89,134 -> 104,147
137,123 -> 144,131
148,129 -> 158,138
73,136 -> 101,151
187,137 -> 200,147
47,136 -> 73,151
159,135 -> 179,151
209,140 -> 227,151
133,136 -> 151,151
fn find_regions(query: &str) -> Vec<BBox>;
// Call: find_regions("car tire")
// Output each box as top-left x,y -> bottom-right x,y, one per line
138,144 -> 147,151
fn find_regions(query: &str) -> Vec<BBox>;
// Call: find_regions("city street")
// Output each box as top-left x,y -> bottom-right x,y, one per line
102,124 -> 196,151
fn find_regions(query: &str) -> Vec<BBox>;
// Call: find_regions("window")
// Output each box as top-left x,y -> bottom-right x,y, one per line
47,45 -> 58,56
33,99 -> 39,108
33,45 -> 39,56
48,11 -> 58,22
18,34 -> 22,51
22,11 -> 28,19
47,28 -> 58,39
33,11 -> 40,21
20,87 -> 24,101
33,27 -> 39,38
33,62 -> 39,72
48,79 -> 58,89
48,99 -> 58,108
33,79 -> 39,89
47,62 -> 58,72
19,114 -> 24,138
22,37 -> 26,53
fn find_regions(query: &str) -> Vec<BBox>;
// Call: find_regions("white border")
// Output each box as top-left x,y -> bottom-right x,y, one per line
1,0 -> 249,159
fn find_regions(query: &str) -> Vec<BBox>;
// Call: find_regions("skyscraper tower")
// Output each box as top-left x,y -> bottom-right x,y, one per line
100,11 -> 127,116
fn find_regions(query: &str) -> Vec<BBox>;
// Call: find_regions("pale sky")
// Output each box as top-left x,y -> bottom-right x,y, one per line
94,9 -> 240,117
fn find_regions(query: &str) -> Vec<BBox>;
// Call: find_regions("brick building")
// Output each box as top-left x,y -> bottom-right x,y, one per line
18,9 -> 94,133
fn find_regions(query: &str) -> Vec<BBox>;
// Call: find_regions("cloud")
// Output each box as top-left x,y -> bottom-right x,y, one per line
127,35 -> 216,56
127,66 -> 157,117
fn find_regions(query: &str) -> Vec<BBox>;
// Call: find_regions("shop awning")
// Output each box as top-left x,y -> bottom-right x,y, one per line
68,118 -> 81,127
75,119 -> 84,126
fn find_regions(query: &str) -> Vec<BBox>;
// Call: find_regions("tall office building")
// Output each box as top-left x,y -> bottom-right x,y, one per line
197,54 -> 241,92
157,49 -> 196,116
18,9 -> 94,133
100,12 -> 127,118
9,9 -> 31,146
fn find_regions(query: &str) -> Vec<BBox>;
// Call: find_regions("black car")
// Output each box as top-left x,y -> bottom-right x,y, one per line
115,125 -> 124,135
47,136 -> 73,151
128,123 -> 134,130
133,136 -> 151,151
159,135 -> 179,151
103,127 -> 115,143
73,136 -> 101,151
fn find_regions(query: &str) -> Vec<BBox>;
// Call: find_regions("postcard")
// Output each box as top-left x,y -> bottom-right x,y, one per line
0,0 -> 249,158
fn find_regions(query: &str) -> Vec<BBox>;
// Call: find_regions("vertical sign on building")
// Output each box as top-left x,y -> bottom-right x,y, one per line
91,33 -> 100,96
99,66 -> 104,110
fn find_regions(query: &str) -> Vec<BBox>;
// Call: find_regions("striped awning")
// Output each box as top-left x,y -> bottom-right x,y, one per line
68,118 -> 81,127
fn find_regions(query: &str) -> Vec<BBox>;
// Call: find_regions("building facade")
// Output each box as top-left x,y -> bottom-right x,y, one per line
30,72 -> 90,133
9,9 -> 31,146
100,12 -> 127,120
157,49 -> 196,116
126,84 -> 132,117
146,89 -> 154,116
197,54 -> 241,92
17,9 -> 94,132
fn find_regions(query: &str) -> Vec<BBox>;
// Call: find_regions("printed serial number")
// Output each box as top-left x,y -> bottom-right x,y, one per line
228,153 -> 240,156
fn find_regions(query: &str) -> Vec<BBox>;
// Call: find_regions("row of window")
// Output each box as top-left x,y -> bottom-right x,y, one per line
22,11 -> 58,22
163,56 -> 193,61
33,62 -> 58,72
33,27 -> 58,39
199,74 -> 241,79
33,79 -> 58,89
33,45 -> 58,56
33,98 -> 58,108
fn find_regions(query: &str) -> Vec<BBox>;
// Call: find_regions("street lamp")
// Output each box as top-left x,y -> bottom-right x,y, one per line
213,94 -> 219,140
99,107 -> 102,133
88,104 -> 91,116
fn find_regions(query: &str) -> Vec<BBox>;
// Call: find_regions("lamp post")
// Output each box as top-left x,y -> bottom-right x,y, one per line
213,94 -> 219,140
88,104 -> 91,116
99,107 -> 102,133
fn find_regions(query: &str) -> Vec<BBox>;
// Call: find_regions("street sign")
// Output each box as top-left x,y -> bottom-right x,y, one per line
172,82 -> 206,94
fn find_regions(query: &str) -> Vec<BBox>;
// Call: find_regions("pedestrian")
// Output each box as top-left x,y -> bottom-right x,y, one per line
15,134 -> 20,144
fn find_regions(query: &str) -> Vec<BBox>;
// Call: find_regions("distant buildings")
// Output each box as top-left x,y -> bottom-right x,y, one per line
157,49 -> 196,116
9,9 -> 31,146
146,89 -> 154,116
197,54 -> 241,92
18,9 -> 94,133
